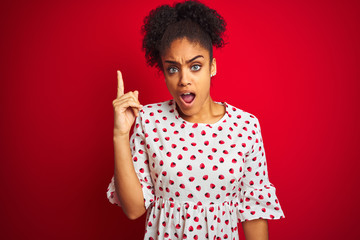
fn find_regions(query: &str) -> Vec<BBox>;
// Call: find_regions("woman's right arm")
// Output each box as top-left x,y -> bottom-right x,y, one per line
113,134 -> 146,220
111,70 -> 146,220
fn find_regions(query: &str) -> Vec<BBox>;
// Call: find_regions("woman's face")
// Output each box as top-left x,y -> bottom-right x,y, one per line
161,37 -> 216,119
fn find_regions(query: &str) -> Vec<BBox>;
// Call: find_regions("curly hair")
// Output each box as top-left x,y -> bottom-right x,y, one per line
141,0 -> 227,71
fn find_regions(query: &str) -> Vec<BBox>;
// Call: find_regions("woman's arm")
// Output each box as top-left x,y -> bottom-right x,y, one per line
112,70 -> 146,220
113,134 -> 147,220
241,219 -> 269,240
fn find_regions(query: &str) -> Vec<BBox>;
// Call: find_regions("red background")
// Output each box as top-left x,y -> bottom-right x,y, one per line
1,0 -> 359,239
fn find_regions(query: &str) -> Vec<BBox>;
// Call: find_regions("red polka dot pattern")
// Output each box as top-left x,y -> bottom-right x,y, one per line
107,99 -> 285,239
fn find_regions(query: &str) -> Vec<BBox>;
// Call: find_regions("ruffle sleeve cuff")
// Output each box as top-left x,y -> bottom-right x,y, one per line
106,175 -> 121,207
238,183 -> 285,221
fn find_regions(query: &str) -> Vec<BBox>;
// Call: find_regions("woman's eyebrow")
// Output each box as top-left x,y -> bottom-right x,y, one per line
164,55 -> 204,64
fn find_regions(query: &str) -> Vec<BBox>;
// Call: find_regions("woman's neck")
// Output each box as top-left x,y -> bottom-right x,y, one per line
177,97 -> 226,124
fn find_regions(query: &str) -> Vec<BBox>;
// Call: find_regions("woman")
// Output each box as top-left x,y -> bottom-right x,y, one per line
107,1 -> 285,239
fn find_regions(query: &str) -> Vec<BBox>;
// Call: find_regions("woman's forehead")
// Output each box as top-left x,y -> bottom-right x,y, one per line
162,38 -> 210,61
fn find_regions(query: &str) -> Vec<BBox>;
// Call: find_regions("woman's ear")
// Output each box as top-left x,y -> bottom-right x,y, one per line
210,57 -> 217,77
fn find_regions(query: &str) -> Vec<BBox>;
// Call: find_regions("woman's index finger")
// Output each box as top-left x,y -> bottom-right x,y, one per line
117,70 -> 124,98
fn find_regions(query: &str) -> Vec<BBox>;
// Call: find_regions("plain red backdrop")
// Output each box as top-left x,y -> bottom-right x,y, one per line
0,0 -> 359,239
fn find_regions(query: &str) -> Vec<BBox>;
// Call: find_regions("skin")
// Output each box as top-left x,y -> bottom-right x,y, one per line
242,219 -> 269,240
112,37 -> 269,239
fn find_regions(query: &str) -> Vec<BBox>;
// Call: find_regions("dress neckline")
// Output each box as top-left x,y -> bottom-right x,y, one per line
170,99 -> 229,127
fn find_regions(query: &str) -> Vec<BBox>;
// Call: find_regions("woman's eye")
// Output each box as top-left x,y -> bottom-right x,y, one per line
191,65 -> 201,71
168,67 -> 178,74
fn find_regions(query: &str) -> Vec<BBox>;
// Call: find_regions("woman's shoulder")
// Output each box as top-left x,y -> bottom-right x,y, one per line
225,102 -> 259,122
223,102 -> 263,134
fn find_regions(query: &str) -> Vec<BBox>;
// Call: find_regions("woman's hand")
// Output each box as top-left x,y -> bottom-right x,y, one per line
112,70 -> 143,137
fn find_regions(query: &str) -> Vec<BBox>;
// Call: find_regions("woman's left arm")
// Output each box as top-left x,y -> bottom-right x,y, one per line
242,219 -> 269,240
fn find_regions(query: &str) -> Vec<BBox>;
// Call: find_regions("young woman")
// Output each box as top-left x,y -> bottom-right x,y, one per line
107,1 -> 285,239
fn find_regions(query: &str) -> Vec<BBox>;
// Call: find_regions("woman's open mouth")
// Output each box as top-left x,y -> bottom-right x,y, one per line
180,92 -> 196,105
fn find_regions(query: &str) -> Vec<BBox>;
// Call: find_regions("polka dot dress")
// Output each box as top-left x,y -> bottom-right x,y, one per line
107,99 -> 285,240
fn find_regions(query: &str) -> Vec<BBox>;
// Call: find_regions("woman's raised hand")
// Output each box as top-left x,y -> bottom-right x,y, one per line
112,70 -> 143,137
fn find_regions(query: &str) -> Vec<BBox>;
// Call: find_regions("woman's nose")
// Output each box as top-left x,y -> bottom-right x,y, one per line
178,70 -> 191,86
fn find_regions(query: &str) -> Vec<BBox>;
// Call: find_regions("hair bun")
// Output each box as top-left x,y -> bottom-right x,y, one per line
174,0 -> 226,48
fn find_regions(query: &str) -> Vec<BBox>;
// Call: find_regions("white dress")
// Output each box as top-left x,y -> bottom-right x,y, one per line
107,99 -> 285,240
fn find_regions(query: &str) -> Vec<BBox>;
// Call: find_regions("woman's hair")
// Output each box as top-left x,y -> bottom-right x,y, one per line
141,0 -> 227,71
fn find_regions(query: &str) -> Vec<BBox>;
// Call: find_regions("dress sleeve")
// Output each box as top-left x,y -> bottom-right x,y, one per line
106,113 -> 155,210
129,114 -> 155,209
238,117 -> 285,221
